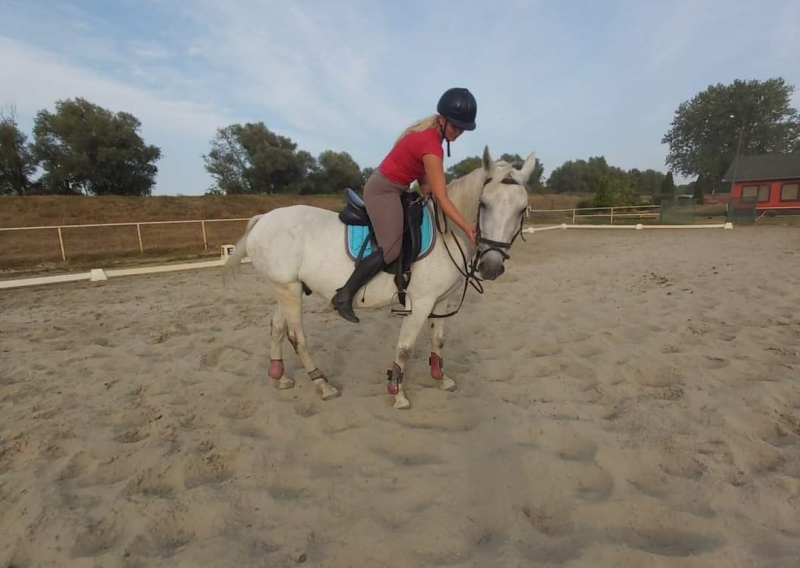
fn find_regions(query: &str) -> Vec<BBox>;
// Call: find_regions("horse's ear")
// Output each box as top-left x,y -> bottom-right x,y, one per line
482,146 -> 495,176
519,151 -> 537,181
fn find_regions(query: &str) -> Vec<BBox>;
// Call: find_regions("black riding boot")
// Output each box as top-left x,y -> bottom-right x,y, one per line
331,248 -> 387,323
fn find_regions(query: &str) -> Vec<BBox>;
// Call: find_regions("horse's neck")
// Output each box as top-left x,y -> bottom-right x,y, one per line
440,168 -> 485,248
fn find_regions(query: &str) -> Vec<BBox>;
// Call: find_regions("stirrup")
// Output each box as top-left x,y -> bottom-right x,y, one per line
391,290 -> 412,316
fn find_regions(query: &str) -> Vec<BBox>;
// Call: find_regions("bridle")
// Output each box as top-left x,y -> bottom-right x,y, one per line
428,173 -> 526,319
476,176 -> 527,259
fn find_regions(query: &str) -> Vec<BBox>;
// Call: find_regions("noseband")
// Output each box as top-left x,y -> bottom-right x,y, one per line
476,176 -> 527,263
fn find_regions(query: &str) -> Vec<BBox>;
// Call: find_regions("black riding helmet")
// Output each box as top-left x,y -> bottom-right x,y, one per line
437,88 -> 476,157
437,88 -> 477,131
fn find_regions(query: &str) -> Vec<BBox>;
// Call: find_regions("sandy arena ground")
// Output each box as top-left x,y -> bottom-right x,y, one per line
1,226 -> 799,568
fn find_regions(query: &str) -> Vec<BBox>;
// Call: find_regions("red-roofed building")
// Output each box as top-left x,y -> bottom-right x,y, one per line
723,153 -> 800,212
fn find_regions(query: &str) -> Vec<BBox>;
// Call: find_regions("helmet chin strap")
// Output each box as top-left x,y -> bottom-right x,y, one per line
439,120 -> 451,158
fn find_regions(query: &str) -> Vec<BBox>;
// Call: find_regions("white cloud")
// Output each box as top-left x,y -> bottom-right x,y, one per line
184,0 -> 410,137
0,35 -> 238,195
0,36 -> 232,139
3,0 -> 796,197
129,40 -> 173,60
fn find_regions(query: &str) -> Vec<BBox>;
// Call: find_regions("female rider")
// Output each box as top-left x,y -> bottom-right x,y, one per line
332,87 -> 479,323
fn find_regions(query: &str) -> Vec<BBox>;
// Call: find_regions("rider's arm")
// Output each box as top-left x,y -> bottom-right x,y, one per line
417,175 -> 432,195
422,154 -> 477,244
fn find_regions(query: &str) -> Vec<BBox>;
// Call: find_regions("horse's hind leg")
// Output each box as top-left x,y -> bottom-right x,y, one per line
429,301 -> 457,392
274,281 -> 340,401
268,303 -> 294,390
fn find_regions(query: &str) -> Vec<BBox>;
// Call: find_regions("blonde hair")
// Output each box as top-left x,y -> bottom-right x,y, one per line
394,114 -> 441,146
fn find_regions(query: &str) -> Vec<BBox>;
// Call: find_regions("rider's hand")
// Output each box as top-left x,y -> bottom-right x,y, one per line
465,223 -> 478,246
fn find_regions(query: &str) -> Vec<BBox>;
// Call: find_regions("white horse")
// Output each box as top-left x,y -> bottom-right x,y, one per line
223,146 -> 536,409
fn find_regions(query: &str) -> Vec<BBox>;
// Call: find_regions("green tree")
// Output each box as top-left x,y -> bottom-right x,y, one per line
0,106 -> 37,196
662,78 -> 800,182
593,174 -> 638,207
306,150 -> 363,194
500,153 -> 524,168
288,150 -> 318,194
32,98 -> 160,195
692,173 -> 712,204
446,156 -> 482,182
547,156 -> 627,193
530,158 -> 545,192
593,176 -> 615,208
628,168 -> 665,196
361,166 -> 375,186
660,171 -> 677,200
203,122 -> 311,194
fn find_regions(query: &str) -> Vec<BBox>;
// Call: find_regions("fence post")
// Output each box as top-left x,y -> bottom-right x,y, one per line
57,227 -> 66,261
201,221 -> 208,251
136,224 -> 144,252
572,209 -> 576,224
610,207 -> 615,225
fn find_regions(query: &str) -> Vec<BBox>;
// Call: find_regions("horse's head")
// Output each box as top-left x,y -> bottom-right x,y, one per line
476,146 -> 536,280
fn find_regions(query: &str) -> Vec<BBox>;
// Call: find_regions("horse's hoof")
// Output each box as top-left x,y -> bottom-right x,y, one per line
393,387 -> 410,410
437,375 -> 457,392
314,378 -> 340,400
276,377 -> 295,390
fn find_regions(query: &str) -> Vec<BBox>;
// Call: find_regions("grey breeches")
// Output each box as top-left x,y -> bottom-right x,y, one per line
363,171 -> 409,264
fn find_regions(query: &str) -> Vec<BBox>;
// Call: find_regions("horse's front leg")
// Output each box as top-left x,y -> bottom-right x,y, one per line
387,298 -> 437,410
428,299 -> 457,392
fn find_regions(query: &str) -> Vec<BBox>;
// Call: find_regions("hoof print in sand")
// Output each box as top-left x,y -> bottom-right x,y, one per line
124,467 -> 178,498
115,428 -> 149,444
128,510 -> 196,559
70,517 -> 122,559
616,526 -> 724,557
182,452 -> 235,489
219,401 -> 257,420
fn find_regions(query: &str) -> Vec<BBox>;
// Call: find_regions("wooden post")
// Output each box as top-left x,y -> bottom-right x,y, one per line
57,227 -> 66,261
610,208 -> 615,225
136,224 -> 144,252
201,221 -> 208,251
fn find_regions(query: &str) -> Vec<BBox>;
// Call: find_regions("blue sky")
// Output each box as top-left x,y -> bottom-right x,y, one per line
1,0 -> 799,194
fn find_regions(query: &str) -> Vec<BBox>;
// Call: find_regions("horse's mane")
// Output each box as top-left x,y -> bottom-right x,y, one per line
438,161 -> 496,231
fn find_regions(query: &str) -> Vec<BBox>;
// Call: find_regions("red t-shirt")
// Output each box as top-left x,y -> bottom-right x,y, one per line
377,127 -> 443,186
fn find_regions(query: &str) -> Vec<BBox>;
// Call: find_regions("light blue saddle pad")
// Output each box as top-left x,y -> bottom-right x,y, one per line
345,202 -> 435,261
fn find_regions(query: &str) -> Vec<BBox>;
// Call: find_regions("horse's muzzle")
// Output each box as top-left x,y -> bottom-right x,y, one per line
477,252 -> 505,280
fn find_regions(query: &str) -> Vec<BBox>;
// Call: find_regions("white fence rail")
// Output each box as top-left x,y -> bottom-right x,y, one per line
527,204 -> 661,224
0,218 -> 250,262
0,205 -> 682,265
4,202 -> 791,267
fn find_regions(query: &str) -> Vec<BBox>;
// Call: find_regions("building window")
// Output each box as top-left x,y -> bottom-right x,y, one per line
780,183 -> 799,202
742,185 -> 771,202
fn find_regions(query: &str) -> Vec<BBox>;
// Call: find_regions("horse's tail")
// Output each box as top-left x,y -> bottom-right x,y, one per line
222,214 -> 262,285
